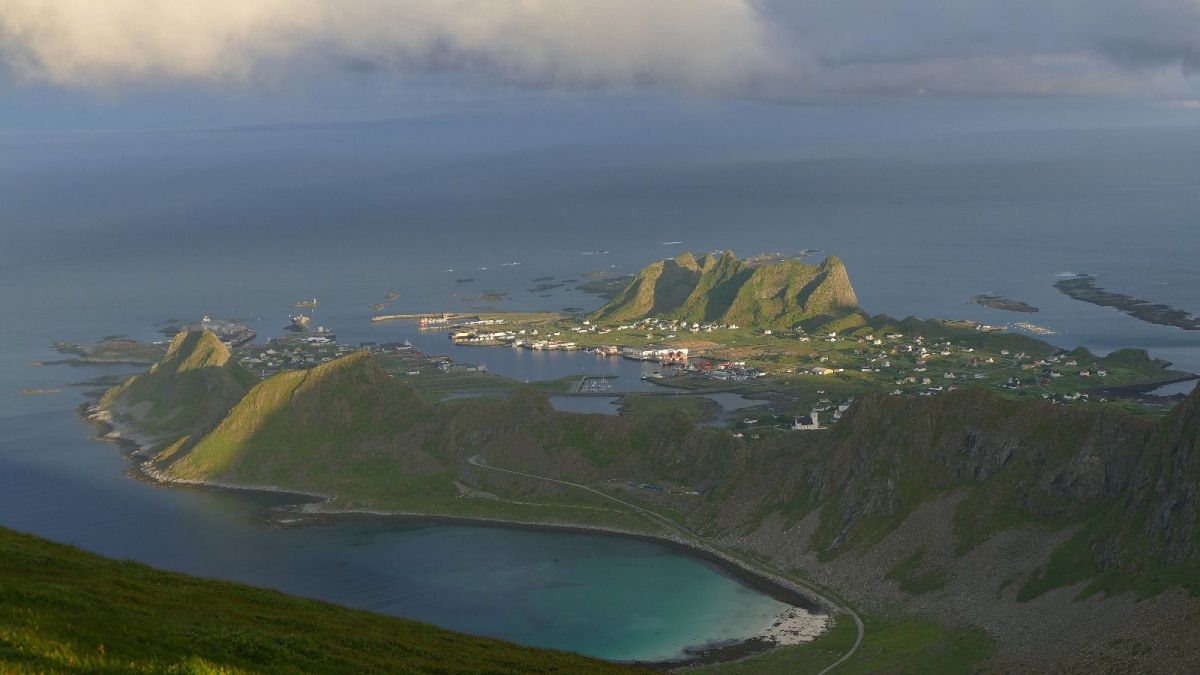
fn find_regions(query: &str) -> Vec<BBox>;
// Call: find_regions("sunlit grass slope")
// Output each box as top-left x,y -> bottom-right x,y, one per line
0,526 -> 639,674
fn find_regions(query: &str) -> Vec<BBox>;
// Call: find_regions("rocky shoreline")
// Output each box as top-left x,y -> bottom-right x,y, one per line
1055,274 -> 1200,330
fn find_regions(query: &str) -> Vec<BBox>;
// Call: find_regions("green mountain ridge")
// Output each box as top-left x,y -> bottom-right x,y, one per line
99,333 -> 1200,670
136,337 -> 1200,595
592,251 -> 859,327
162,350 -> 438,489
98,330 -> 257,451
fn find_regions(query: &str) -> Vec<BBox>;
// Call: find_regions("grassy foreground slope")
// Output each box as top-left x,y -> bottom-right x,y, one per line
0,526 -> 636,674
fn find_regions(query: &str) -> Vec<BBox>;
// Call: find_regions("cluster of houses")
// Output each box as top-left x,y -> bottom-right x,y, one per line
616,346 -> 690,364
236,337 -> 355,376
683,358 -> 765,381
419,314 -> 508,328
613,317 -> 740,335
451,329 -> 519,344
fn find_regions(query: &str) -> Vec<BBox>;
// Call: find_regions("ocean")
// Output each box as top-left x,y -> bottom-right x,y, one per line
1,115 -> 1197,659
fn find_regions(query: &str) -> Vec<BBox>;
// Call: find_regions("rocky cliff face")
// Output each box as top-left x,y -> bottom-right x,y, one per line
592,251 -> 859,327
1105,384 -> 1200,568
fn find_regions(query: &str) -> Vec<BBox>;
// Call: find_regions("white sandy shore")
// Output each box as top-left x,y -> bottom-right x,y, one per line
763,606 -> 830,646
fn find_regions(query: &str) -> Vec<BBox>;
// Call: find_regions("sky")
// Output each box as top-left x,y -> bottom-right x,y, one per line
0,0 -> 1199,131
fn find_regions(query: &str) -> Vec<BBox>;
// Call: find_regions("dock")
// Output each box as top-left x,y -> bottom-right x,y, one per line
370,313 -> 472,323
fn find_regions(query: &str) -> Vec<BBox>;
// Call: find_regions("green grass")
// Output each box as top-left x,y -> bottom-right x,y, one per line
1017,512 -> 1200,603
398,370 -> 520,401
618,394 -> 720,422
0,526 -> 638,674
885,549 -> 951,595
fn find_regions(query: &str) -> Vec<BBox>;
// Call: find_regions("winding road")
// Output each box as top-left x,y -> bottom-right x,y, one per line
466,454 -> 864,673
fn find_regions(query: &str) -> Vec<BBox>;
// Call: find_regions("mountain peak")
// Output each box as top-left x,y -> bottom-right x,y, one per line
98,330 -> 256,453
165,351 -> 429,482
159,330 -> 232,373
593,251 -> 859,327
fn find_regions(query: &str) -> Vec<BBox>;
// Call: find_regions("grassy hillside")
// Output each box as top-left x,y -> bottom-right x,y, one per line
592,251 -> 858,327
103,339 -> 1200,668
98,330 -> 257,452
152,341 -> 1200,602
0,526 -> 636,674
162,351 -> 433,487
164,350 -> 740,528
591,254 -> 704,323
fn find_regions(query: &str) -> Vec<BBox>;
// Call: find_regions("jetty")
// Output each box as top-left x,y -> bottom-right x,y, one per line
370,312 -> 471,324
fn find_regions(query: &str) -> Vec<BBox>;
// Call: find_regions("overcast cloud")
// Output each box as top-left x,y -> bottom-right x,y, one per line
0,0 -> 1197,101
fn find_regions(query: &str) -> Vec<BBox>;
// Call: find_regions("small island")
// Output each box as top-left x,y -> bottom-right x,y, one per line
45,338 -> 167,366
1056,274 -> 1200,330
969,294 -> 1039,313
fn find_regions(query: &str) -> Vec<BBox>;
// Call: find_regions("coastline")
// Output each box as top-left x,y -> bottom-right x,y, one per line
80,403 -> 834,669
1088,374 -> 1199,400
269,508 -> 832,668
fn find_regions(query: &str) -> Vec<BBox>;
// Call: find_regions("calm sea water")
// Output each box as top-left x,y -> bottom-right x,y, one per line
1,119 -> 1197,659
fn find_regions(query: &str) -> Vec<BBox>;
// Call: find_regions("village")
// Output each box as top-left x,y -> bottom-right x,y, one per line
84,303 -> 1189,445
429,309 -> 1192,421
